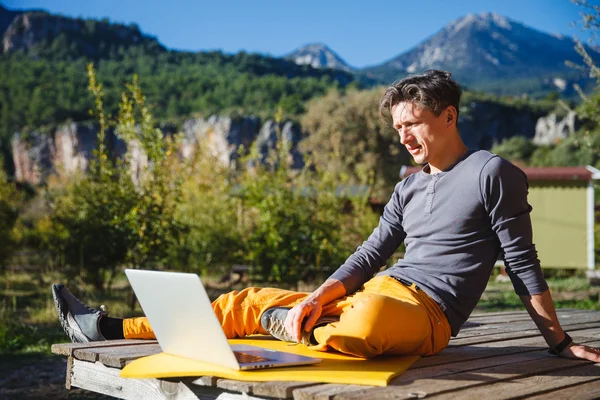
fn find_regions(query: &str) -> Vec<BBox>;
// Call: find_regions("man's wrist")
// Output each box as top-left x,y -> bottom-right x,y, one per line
548,332 -> 573,355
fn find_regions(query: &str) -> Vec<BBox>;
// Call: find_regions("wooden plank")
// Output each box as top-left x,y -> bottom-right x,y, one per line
292,384 -> 369,400
333,343 -> 600,400
469,310 -> 536,318
410,337 -> 547,369
440,363 -> 600,399
189,376 -> 219,387
397,336 -> 600,383
450,329 -> 546,347
216,379 -> 261,394
252,381 -> 318,399
51,339 -> 156,356
73,343 -> 162,367
393,347 -> 555,384
453,318 -> 600,340
526,377 -> 600,400
411,331 -> 600,369
457,311 -> 600,336
465,309 -> 595,325
65,355 -> 73,390
450,322 -> 600,347
321,337 -> 600,398
70,359 -> 266,400
465,313 -> 536,324
468,308 -> 580,318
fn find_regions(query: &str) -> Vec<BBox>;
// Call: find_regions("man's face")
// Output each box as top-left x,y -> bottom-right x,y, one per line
391,101 -> 449,165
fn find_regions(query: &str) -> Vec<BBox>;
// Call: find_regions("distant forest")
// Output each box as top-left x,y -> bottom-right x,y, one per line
0,14 -> 356,167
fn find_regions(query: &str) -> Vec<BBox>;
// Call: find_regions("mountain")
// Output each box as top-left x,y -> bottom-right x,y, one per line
285,43 -> 354,72
0,3 -> 355,165
0,5 -> 164,58
0,3 -> 24,38
361,13 -> 600,96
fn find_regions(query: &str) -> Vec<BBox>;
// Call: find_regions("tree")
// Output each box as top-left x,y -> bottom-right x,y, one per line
0,165 -> 20,267
490,136 -> 537,164
540,1 -> 600,168
42,65 -> 186,291
301,88 -> 411,200
235,111 -> 379,284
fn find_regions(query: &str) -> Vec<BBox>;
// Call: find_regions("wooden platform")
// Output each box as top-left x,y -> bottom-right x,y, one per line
51,309 -> 600,399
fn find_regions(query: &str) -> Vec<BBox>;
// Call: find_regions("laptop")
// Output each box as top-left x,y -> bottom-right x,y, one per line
124,269 -> 322,370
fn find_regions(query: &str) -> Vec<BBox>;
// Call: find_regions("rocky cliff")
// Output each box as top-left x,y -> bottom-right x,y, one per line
11,105 -> 576,185
458,101 -> 543,149
12,116 -> 305,185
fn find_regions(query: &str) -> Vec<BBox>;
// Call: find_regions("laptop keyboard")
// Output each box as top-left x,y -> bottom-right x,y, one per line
234,351 -> 275,364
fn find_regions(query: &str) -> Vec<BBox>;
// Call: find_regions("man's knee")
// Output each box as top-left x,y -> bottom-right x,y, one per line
327,294 -> 430,357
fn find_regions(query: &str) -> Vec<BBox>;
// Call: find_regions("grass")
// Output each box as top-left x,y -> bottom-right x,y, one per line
0,267 -> 234,356
475,271 -> 600,312
1,267 -> 600,356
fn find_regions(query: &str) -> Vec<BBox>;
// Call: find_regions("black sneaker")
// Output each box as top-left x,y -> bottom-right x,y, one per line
260,307 -> 338,345
52,284 -> 107,343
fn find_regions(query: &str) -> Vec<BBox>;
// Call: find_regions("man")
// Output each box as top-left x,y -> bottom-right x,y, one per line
54,70 -> 600,361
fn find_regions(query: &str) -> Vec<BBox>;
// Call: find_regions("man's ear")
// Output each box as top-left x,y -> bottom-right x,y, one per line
445,106 -> 457,126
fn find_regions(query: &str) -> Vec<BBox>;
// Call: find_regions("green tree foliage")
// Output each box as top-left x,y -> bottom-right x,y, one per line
300,88 -> 411,199
167,142 -> 242,274
526,2 -> 600,169
490,136 -> 536,164
166,115 -> 380,284
0,16 -> 354,165
31,64 -> 375,287
234,115 -> 379,283
496,2 -> 600,168
40,65 -> 185,291
0,166 -> 20,267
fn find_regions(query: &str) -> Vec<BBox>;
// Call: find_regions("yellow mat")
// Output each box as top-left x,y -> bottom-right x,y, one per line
121,338 -> 419,387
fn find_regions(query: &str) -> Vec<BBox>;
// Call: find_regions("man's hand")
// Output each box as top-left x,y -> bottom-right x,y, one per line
283,278 -> 346,343
560,343 -> 600,362
284,297 -> 323,343
520,290 -> 600,363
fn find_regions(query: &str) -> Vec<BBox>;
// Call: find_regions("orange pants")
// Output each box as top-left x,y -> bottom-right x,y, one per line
123,275 -> 451,358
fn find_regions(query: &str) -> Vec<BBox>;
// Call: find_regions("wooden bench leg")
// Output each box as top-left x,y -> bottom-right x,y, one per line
65,356 -> 73,390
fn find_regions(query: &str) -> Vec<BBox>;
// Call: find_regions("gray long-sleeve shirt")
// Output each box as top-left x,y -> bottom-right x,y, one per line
329,150 -> 548,336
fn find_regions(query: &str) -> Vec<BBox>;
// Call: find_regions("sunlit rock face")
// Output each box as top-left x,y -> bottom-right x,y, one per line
11,116 -> 306,185
285,43 -> 354,72
533,111 -> 579,146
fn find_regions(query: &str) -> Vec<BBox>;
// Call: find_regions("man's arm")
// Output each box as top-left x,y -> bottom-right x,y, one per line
284,180 -> 409,342
481,157 -> 599,361
520,289 -> 600,361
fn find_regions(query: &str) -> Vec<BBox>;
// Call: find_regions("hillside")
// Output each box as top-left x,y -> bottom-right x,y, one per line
285,43 -> 354,72
0,4 -> 356,171
359,13 -> 600,96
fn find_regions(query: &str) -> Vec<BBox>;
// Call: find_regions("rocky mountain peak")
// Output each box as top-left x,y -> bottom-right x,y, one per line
285,42 -> 353,72
1,7 -> 163,57
362,12 -> 600,95
0,3 -> 24,38
447,12 -> 513,33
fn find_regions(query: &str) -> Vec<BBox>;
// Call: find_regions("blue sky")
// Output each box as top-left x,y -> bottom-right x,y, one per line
4,0 -> 595,68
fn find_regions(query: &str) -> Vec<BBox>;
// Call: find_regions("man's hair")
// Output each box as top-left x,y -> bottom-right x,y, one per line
379,70 -> 462,119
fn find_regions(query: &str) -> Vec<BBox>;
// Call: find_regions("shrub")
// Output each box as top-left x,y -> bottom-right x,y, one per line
235,115 -> 379,284
0,166 -> 20,267
41,65 -> 185,291
301,87 -> 411,200
490,136 -> 537,164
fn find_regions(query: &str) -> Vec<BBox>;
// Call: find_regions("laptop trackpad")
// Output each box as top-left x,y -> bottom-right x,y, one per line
230,344 -> 321,365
